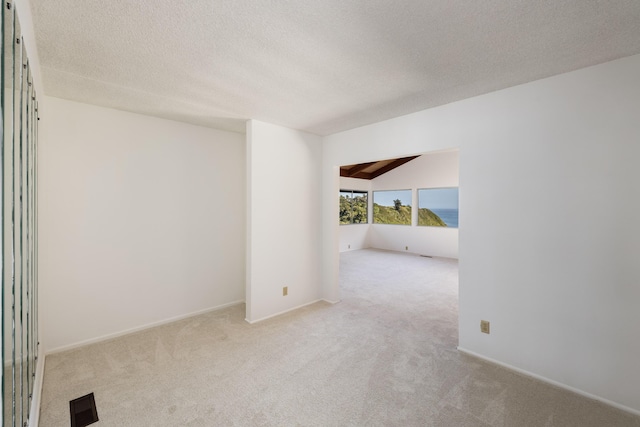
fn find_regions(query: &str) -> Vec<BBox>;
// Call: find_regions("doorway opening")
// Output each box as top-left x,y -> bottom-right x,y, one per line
335,148 -> 460,342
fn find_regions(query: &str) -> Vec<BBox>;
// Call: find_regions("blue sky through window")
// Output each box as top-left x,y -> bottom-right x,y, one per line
373,190 -> 412,207
418,188 -> 458,209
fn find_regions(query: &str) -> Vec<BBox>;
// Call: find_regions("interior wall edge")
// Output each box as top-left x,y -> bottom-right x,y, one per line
245,120 -> 323,321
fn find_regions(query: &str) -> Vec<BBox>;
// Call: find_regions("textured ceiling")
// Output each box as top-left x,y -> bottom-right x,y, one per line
31,0 -> 640,135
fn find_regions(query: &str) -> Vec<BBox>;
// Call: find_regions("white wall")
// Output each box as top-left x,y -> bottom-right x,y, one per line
40,97 -> 246,352
339,177 -> 371,252
322,54 -> 640,413
246,120 -> 322,322
369,150 -> 459,258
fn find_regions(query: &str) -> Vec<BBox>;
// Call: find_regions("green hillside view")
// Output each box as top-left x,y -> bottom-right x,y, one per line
342,196 -> 448,226
339,194 -> 367,224
373,201 -> 411,225
418,208 -> 447,226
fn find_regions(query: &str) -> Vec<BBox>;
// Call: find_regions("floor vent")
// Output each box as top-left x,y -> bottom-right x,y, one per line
70,392 -> 99,427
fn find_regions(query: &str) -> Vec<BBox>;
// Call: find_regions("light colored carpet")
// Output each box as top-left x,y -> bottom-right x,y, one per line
39,249 -> 640,426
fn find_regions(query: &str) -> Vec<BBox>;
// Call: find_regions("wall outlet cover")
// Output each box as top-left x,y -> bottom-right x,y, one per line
480,320 -> 490,334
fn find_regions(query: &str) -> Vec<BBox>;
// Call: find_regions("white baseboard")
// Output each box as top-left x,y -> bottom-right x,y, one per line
457,347 -> 640,417
245,299 -> 326,324
28,347 -> 45,427
322,299 -> 340,304
46,300 -> 245,355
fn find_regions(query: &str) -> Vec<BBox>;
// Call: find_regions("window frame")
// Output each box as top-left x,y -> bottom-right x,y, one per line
372,189 -> 412,225
417,187 -> 459,228
339,189 -> 369,225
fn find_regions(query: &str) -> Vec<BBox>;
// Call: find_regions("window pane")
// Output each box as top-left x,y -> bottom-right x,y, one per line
373,190 -> 411,225
418,188 -> 459,227
339,190 -> 368,225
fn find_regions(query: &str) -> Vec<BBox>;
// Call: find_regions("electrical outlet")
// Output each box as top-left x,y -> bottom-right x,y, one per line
283,286 -> 288,296
480,320 -> 490,334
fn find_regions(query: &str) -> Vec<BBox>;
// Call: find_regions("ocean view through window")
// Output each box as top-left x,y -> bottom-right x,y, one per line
418,188 -> 459,227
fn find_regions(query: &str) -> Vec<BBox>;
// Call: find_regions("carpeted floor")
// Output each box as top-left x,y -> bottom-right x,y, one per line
39,249 -> 640,426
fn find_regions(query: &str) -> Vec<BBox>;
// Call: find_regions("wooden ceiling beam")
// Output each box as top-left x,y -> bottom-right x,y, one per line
350,171 -> 373,179
340,161 -> 377,178
340,155 -> 421,180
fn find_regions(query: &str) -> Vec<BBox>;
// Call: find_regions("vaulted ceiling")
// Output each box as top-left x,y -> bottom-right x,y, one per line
340,156 -> 420,180
30,0 -> 640,135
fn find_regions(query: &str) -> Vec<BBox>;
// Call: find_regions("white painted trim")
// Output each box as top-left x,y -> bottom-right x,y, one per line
28,348 -> 45,427
457,347 -> 640,417
322,299 -> 340,304
46,300 -> 245,355
245,299 -> 324,324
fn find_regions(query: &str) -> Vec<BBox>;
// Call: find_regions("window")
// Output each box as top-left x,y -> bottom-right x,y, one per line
339,190 -> 368,224
373,190 -> 412,225
418,188 -> 459,227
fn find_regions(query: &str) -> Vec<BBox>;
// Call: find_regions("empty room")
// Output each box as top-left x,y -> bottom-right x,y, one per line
1,0 -> 640,426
